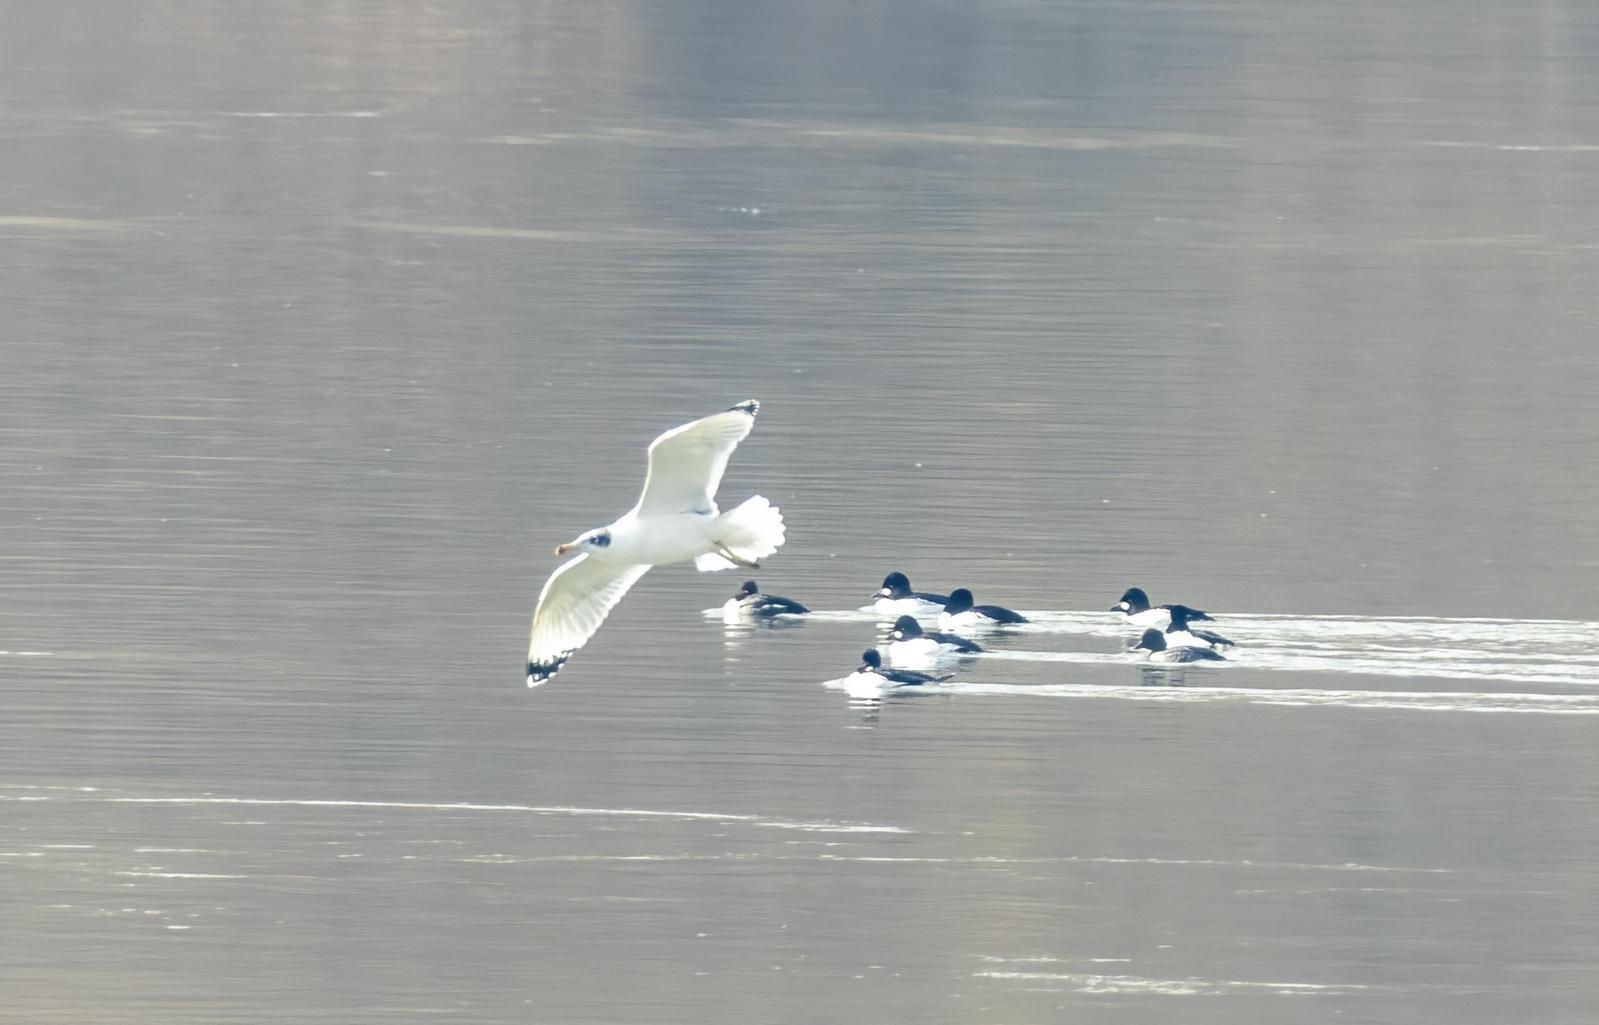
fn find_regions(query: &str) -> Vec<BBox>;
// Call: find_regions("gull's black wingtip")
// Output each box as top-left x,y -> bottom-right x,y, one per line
526,655 -> 570,688
728,399 -> 759,416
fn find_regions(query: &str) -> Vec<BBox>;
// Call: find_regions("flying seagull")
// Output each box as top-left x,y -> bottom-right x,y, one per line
526,400 -> 785,686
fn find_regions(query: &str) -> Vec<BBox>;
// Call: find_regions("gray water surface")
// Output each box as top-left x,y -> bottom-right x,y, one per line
4,2 -> 1599,1022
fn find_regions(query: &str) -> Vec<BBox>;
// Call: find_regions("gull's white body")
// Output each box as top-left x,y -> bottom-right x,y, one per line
527,401 -> 785,686
591,511 -> 723,567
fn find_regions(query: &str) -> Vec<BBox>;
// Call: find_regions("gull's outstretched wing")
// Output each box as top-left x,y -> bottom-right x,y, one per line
527,554 -> 652,686
632,400 -> 759,518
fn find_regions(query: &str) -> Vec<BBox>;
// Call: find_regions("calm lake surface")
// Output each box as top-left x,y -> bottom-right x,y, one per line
4,2 -> 1598,1022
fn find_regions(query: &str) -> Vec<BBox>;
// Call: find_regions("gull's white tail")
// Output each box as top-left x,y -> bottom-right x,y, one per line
695,495 -> 786,571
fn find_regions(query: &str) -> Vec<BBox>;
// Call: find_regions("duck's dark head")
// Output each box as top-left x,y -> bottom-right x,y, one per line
858,648 -> 884,671
945,588 -> 975,614
889,615 -> 923,641
736,580 -> 760,598
878,571 -> 912,599
1112,587 -> 1151,614
1132,628 -> 1166,652
1167,604 -> 1195,630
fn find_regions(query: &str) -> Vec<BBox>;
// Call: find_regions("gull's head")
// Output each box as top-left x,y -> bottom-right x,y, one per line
1131,628 -> 1165,653
878,571 -> 912,599
1112,587 -> 1149,613
555,529 -> 612,557
888,615 -> 923,641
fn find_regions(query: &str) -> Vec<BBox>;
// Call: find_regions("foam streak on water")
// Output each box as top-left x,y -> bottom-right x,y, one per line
805,608 -> 1599,712
0,793 -> 911,834
974,967 -> 1370,996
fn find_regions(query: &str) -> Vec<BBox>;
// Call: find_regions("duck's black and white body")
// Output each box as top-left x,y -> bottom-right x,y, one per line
1110,587 -> 1213,630
842,648 -> 953,698
721,579 -> 809,622
1164,606 -> 1234,650
938,588 -> 1028,631
871,571 -> 950,615
886,615 -> 982,663
1131,628 -> 1226,663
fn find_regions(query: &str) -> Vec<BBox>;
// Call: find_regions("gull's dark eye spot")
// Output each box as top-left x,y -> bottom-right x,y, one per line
591,533 -> 611,548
